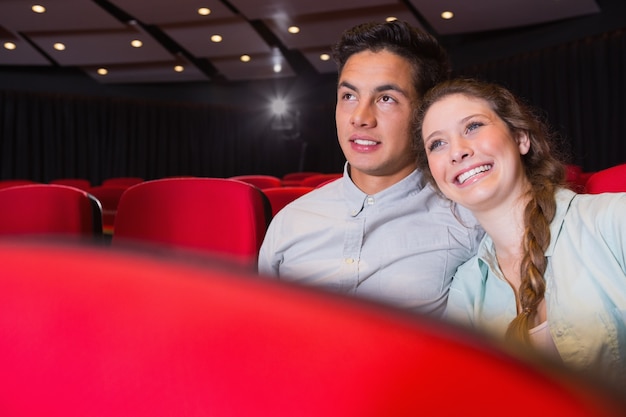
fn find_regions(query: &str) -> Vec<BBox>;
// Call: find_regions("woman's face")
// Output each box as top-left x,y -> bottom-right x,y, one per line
421,93 -> 530,213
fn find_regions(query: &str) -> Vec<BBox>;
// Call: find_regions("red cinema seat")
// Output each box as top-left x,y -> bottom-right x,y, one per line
584,163 -> 626,194
112,177 -> 271,268
0,179 -> 38,189
262,186 -> 314,216
87,185 -> 129,234
0,241 -> 624,417
281,171 -> 321,186
0,184 -> 102,239
300,173 -> 342,188
49,178 -> 92,191
230,174 -> 283,189
101,176 -> 144,187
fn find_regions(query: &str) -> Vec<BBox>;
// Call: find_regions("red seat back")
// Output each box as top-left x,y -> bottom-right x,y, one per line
0,241 -> 624,417
112,178 -> 271,267
300,173 -> 342,187
262,186 -> 314,216
86,185 -> 129,234
230,174 -> 283,189
585,163 -> 626,193
0,179 -> 38,189
49,178 -> 92,191
0,184 -> 102,238
101,176 -> 144,187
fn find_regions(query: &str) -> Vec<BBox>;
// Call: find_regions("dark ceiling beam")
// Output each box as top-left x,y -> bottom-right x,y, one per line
219,0 -> 318,78
248,19 -> 319,78
397,0 -> 440,37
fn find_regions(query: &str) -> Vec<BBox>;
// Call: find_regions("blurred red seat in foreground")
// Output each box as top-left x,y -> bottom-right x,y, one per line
0,241 -> 624,417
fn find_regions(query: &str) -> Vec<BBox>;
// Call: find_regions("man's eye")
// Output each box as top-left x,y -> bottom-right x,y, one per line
380,95 -> 396,103
341,92 -> 355,101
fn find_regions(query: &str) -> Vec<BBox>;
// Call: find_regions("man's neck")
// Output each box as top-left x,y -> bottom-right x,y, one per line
348,166 -> 415,195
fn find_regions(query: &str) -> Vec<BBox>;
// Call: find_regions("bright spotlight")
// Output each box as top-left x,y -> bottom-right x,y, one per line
271,99 -> 288,115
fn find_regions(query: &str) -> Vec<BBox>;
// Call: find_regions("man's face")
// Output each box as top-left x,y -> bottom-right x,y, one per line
335,49 -> 419,189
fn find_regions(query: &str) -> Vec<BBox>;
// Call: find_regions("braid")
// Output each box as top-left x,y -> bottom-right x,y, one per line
505,181 -> 557,343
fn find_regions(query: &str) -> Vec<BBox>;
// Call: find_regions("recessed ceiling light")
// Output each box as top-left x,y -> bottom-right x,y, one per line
287,26 -> 300,34
320,53 -> 330,61
31,5 -> 46,13
210,34 -> 222,43
273,63 -> 282,73
4,42 -> 17,50
197,7 -> 211,16
131,39 -> 143,48
441,11 -> 454,19
174,65 -> 184,72
97,68 -> 108,76
53,43 -> 65,51
385,16 -> 397,22
240,54 -> 251,62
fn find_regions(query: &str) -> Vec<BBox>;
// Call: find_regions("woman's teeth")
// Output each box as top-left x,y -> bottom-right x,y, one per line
457,165 -> 491,184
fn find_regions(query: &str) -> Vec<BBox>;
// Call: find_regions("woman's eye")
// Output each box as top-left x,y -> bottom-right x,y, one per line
466,121 -> 483,133
428,139 -> 444,152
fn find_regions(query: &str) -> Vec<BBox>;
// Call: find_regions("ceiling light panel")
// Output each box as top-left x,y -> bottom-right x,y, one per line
28,30 -> 174,66
81,61 -> 209,84
262,4 -> 422,50
163,18 -> 272,59
407,0 -> 600,35
0,32 -> 50,65
228,0 -> 399,20
0,0 -> 125,31
108,0 -> 235,24
211,54 -> 295,81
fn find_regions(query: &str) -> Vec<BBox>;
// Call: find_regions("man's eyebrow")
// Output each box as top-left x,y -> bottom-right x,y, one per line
337,80 -> 356,91
374,83 -> 409,97
338,81 -> 409,97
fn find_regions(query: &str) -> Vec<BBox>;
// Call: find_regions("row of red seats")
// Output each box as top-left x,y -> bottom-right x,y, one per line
3,162 -> 619,263
0,177 -> 316,270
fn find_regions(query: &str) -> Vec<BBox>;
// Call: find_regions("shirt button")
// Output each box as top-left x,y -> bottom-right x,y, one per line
366,196 -> 375,205
345,258 -> 354,264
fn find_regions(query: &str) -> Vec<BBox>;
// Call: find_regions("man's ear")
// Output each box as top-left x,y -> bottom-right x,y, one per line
517,132 -> 531,155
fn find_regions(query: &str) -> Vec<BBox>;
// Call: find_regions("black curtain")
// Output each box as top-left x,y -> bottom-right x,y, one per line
457,28 -> 626,173
0,89 -> 342,184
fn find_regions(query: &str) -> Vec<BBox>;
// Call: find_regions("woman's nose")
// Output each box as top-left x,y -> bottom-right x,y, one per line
450,140 -> 473,163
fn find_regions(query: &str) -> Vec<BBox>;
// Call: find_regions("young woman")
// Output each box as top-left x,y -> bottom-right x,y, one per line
415,78 -> 626,383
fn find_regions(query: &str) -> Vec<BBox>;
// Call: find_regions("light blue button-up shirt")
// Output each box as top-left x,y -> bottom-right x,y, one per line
446,188 -> 626,382
258,164 -> 483,317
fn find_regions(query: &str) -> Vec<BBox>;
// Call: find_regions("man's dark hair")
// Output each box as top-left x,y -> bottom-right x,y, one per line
332,20 -> 450,99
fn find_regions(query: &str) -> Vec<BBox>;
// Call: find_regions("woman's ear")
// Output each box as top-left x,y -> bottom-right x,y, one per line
517,132 -> 531,155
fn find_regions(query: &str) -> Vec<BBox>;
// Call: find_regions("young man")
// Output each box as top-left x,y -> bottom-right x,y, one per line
258,21 -> 483,316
